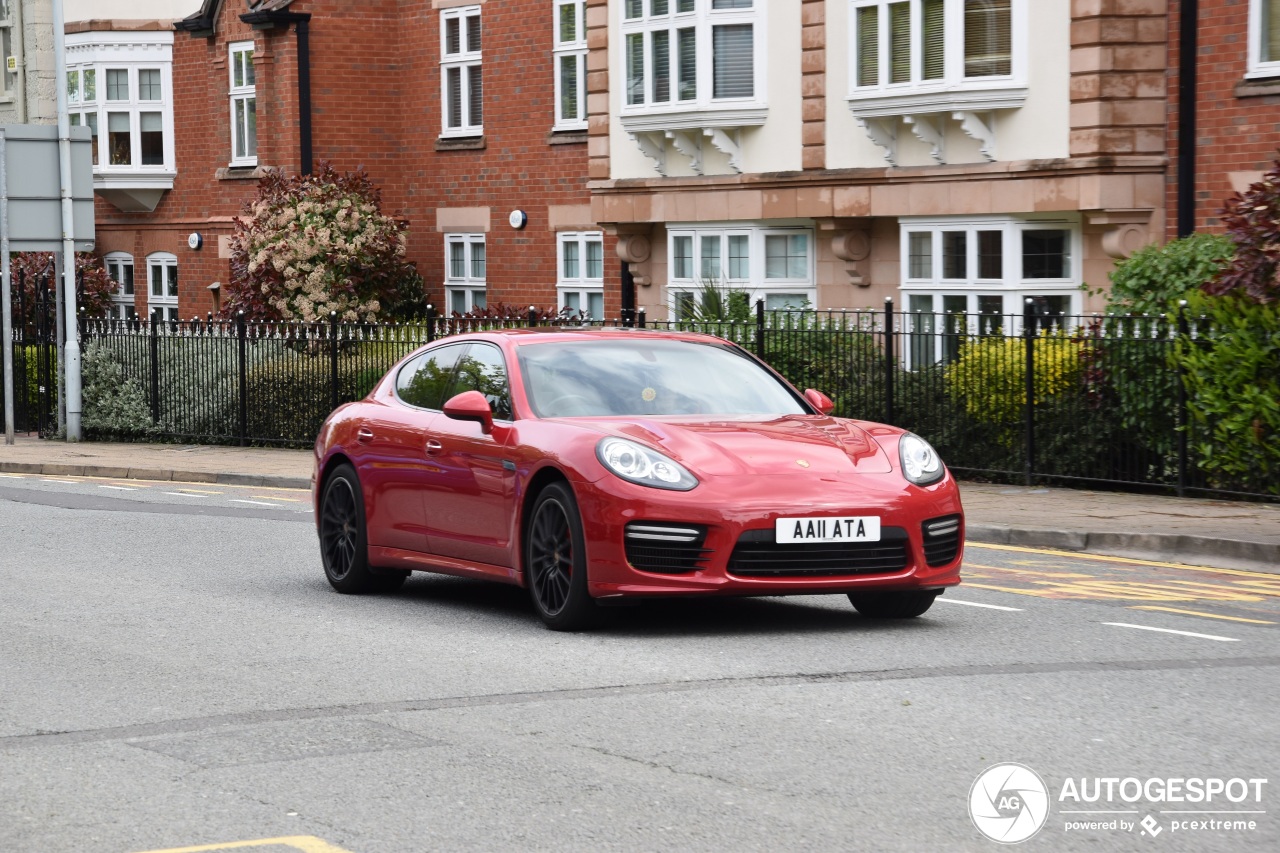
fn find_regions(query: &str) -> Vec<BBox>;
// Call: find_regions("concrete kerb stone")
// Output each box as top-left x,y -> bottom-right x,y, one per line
968,525 -> 1280,575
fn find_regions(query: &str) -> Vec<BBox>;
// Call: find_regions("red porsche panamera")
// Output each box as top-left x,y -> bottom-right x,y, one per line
313,328 -> 964,630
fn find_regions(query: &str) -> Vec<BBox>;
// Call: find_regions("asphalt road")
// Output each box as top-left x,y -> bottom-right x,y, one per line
0,473 -> 1276,853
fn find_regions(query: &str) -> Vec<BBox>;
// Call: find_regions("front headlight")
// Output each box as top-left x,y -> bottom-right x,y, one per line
899,433 -> 945,485
596,437 -> 698,491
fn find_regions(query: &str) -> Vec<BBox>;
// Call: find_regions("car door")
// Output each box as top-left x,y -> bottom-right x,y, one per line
355,343 -> 466,553
422,342 -> 519,567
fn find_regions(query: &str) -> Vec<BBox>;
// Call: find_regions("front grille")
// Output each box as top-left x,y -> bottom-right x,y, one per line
625,523 -> 711,574
922,514 -> 962,567
727,527 -> 910,577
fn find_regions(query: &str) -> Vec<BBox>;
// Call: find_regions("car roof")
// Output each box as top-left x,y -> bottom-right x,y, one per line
453,327 -> 732,347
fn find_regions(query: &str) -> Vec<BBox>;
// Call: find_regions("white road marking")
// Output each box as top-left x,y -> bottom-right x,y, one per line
164,492 -> 208,498
229,499 -> 282,508
935,598 -> 1023,611
1103,622 -> 1240,642
97,485 -> 138,492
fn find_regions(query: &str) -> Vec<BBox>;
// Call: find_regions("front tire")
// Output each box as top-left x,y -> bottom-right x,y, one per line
847,590 -> 940,619
319,463 -> 406,594
525,482 -> 600,631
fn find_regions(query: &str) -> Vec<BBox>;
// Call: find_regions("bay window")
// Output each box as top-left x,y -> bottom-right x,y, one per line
899,216 -> 1080,365
621,0 -> 760,113
667,225 -> 814,318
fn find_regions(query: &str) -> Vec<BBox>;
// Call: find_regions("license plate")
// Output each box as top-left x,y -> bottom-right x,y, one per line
776,516 -> 881,543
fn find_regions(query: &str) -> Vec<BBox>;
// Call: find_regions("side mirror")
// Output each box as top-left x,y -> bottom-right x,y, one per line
804,388 -> 835,415
443,390 -> 494,434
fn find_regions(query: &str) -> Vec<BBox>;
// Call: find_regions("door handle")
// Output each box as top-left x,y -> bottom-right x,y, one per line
356,427 -> 374,443
425,439 -> 443,456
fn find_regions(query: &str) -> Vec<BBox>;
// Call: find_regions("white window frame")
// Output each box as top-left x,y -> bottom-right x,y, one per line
1,2 -> 15,100
66,40 -> 175,176
557,231 -> 605,319
441,6 -> 483,137
445,233 -> 487,314
620,0 -> 764,118
554,0 -> 588,130
146,252 -> 178,322
104,253 -> 136,320
667,224 -> 815,317
898,215 -> 1080,363
1248,0 -> 1280,78
849,0 -> 1029,95
228,41 -> 257,167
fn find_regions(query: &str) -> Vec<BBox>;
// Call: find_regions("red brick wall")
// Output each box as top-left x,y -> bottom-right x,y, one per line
1167,0 -> 1280,237
94,0 -> 612,320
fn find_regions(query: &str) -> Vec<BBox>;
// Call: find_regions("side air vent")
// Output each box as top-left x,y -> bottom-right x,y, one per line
624,523 -> 711,574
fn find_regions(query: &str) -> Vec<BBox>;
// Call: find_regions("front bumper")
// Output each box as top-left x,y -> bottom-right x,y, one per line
571,469 -> 964,598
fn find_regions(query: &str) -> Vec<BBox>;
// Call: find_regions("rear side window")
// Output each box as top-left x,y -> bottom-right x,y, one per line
395,344 -> 466,410
454,343 -> 512,420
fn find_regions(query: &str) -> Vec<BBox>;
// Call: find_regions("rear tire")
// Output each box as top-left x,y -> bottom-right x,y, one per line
525,482 -> 600,631
319,463 -> 407,594
847,590 -> 940,619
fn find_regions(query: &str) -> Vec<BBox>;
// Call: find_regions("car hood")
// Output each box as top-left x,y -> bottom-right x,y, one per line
588,415 -> 896,477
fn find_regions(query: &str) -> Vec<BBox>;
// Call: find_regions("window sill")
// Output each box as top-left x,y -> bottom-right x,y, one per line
846,85 -> 1028,118
1234,77 -> 1280,98
216,165 -> 270,181
548,129 -> 588,145
436,135 -> 485,151
619,106 -> 768,134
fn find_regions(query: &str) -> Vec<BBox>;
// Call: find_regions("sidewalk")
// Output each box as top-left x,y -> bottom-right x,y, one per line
3,435 -> 1277,573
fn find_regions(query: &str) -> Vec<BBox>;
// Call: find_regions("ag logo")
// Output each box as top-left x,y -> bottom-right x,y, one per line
969,763 -> 1050,844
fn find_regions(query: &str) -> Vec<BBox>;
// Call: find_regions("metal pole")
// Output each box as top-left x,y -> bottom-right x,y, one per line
1023,298 -> 1036,487
1176,300 -> 1190,496
53,0 -> 82,440
1,131 -> 13,444
884,297 -> 895,425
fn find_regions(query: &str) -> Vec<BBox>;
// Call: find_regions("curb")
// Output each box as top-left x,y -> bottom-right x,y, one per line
0,461 -> 311,491
967,523 -> 1280,575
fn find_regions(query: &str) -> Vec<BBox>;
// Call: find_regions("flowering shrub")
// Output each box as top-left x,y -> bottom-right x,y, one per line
221,163 -> 428,323
8,252 -> 114,325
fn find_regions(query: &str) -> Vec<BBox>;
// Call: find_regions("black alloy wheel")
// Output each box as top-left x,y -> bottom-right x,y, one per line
525,482 -> 600,631
319,463 -> 407,594
847,589 -> 941,619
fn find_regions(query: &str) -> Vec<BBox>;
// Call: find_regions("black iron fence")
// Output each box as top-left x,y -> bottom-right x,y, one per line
7,302 -> 1269,500
3,265 -> 63,437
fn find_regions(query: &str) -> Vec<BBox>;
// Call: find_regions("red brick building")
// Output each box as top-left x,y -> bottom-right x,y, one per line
1168,0 -> 1280,236
86,0 -> 613,322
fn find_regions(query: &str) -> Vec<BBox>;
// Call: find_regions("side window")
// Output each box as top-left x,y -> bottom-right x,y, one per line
395,344 -> 466,410
455,344 -> 512,420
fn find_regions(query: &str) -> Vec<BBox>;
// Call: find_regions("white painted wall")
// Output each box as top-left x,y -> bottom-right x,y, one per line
826,0 -> 1071,170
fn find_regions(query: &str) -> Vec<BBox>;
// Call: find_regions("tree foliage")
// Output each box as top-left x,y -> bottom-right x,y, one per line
1107,233 -> 1234,315
1211,159 -> 1280,303
8,252 -> 114,325
220,163 -> 428,323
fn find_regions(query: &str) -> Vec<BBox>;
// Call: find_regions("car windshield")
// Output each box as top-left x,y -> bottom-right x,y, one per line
518,338 -> 809,418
